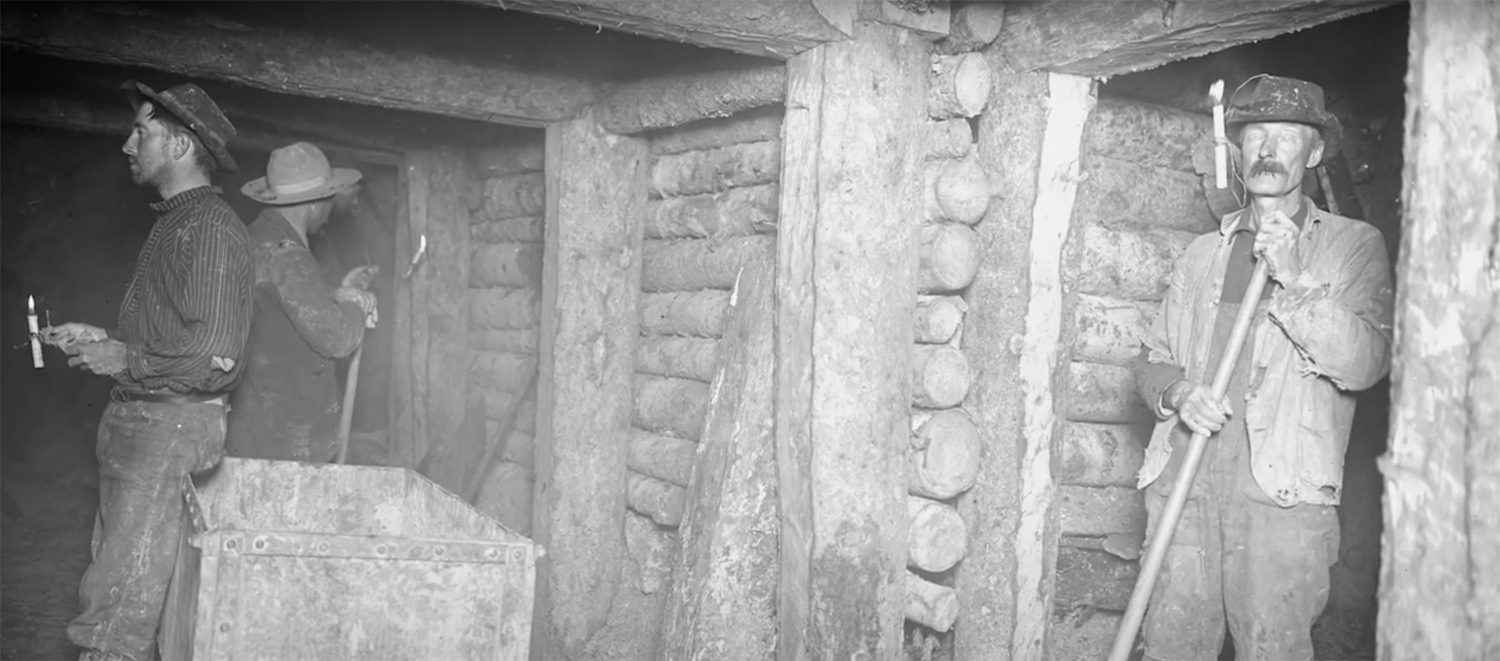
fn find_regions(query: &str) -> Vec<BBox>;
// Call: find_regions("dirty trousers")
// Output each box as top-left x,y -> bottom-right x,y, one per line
68,400 -> 226,661
1142,299 -> 1340,661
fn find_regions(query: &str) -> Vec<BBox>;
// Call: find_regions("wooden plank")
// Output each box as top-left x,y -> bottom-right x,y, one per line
1055,545 -> 1137,611
451,0 -> 856,59
649,107 -> 784,155
643,185 -> 779,240
1072,294 -> 1157,367
390,161 -> 417,468
998,0 -> 1396,77
1057,485 -> 1146,537
953,61 -> 1049,661
1069,223 -> 1197,302
791,26 -> 926,658
1381,2 -> 1500,659
1058,422 -> 1150,488
597,64 -> 786,135
641,235 -> 778,292
408,154 -> 434,470
650,141 -> 783,198
532,115 -> 648,660
1074,154 -> 1216,234
1066,360 -> 1152,424
661,255 -> 779,661
627,429 -> 698,488
0,3 -> 599,126
1084,97 -> 1209,173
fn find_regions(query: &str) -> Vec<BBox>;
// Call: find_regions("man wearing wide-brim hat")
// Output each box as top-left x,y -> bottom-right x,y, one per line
227,141 -> 378,464
1132,75 -> 1394,659
42,80 -> 254,661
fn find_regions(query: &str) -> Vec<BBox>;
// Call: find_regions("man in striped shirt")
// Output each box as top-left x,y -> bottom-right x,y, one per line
44,81 -> 252,661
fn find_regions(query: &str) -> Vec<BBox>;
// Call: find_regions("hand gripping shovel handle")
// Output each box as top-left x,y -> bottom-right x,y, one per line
1106,259 -> 1271,661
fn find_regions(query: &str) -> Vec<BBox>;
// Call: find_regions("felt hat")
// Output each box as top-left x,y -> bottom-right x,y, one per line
1226,75 -> 1342,158
120,80 -> 240,173
241,142 -> 363,205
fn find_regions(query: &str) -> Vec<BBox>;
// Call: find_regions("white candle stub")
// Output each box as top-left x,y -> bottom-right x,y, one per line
27,295 -> 44,369
1210,79 -> 1228,190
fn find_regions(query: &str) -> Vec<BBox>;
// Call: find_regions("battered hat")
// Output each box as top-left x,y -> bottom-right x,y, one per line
121,80 -> 240,173
1226,75 -> 1342,158
241,142 -> 362,205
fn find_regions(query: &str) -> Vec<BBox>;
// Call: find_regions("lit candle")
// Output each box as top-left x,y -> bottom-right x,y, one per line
1210,79 -> 1228,190
27,295 -> 44,369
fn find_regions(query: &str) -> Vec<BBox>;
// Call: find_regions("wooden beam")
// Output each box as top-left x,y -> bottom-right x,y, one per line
1,2 -> 599,126
776,25 -> 925,660
1381,1 -> 1500,658
998,0 -> 1398,76
595,64 -> 786,136
532,115 -> 648,660
459,0 -> 856,59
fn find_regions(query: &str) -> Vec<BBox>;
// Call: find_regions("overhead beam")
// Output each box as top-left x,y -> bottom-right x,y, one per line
997,0 -> 1399,76
1,2 -> 600,127
461,0 -> 857,59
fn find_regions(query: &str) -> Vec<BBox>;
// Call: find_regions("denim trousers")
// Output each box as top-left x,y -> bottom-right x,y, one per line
67,400 -> 226,661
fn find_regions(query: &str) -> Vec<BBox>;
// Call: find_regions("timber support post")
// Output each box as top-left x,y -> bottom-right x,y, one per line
532,114 -> 649,660
776,23 -> 926,660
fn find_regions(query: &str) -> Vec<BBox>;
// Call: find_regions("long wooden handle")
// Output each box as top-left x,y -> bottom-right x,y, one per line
1106,259 -> 1271,661
335,341 -> 364,465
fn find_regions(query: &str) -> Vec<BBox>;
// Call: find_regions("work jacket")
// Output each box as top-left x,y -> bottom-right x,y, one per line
227,209 -> 364,462
1138,200 -> 1394,507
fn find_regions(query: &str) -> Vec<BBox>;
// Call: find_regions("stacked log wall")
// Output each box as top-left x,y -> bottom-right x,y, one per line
469,141 -> 546,536
1050,97 -> 1216,653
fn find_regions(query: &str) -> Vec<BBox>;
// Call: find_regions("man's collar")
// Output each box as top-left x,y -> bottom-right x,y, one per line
259,207 -> 308,248
1221,196 -> 1317,236
150,185 -> 221,213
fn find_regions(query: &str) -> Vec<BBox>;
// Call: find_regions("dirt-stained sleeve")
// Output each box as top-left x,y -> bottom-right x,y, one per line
266,238 -> 364,359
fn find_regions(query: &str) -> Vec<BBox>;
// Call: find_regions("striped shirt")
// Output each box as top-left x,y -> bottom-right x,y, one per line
110,186 -> 254,394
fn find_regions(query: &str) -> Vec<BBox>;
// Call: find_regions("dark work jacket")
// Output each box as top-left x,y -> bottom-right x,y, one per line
227,209 -> 363,462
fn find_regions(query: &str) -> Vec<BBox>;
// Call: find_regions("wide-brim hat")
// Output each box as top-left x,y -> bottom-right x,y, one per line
1226,75 -> 1342,158
241,141 -> 362,205
121,80 -> 239,173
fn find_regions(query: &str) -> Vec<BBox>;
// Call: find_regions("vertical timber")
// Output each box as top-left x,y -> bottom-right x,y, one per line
1379,1 -> 1500,659
391,159 -> 416,467
533,114 -> 648,660
417,146 -> 476,493
777,24 -> 926,660
407,153 -> 434,467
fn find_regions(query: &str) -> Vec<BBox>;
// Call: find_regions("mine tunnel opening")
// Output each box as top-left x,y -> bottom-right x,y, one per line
1095,4 -> 1408,659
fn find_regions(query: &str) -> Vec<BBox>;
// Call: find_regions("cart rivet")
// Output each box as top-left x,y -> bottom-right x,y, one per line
434,547 -> 445,556
318,543 -> 329,553
377,544 -> 388,554
225,540 -> 236,550
254,539 -> 266,550
219,623 -> 231,632
485,548 -> 498,559
511,549 -> 523,562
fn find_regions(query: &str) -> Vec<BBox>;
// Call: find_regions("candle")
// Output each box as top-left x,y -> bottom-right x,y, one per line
1210,79 -> 1228,190
27,295 -> 44,369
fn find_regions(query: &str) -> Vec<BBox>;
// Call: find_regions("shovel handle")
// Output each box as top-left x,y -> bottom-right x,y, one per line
1106,260 -> 1271,661
335,341 -> 364,465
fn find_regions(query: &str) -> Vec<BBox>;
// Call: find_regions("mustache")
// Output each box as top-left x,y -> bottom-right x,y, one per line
1249,160 -> 1288,176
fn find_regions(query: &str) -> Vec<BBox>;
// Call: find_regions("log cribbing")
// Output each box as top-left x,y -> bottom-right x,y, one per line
499,430 -> 536,470
469,351 -> 536,395
908,496 -> 970,573
470,216 -> 543,245
474,459 -> 534,536
480,384 -> 523,423
649,106 -> 784,156
925,157 -> 992,225
912,344 -> 973,410
1059,422 -> 1149,488
598,64 -> 786,135
634,374 -> 710,441
1074,155 -> 1214,234
1070,223 -> 1196,302
927,53 -> 992,120
470,287 -> 540,330
1072,294 -> 1156,366
1084,98 -> 1209,173
649,140 -> 782,198
915,295 -> 967,345
636,336 -> 720,383
1057,485 -> 1146,537
513,397 -> 537,435
661,257 -> 778,661
472,143 -> 545,178
627,429 -> 698,488
644,184 -> 778,240
471,329 -> 538,355
482,172 -> 546,221
1066,360 -> 1152,424
909,409 -> 982,499
925,118 -> 975,161
641,234 -> 777,293
640,290 -> 731,338
905,570 -> 959,632
919,223 -> 982,294
934,0 -> 1007,55
469,243 -> 543,289
627,471 -> 686,526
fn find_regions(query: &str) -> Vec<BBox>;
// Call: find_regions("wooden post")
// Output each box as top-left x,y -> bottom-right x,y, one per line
1380,2 -> 1500,658
777,25 -> 925,660
532,114 -> 648,660
390,160 -> 418,467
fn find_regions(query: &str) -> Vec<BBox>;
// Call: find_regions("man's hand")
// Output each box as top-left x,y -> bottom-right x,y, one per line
67,339 -> 127,376
42,322 -> 108,351
1166,380 -> 1233,437
1254,210 -> 1303,284
335,287 -> 378,329
341,265 -> 380,290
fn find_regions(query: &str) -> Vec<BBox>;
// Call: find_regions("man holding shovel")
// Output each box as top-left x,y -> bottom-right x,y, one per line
1131,76 -> 1394,660
227,142 -> 377,463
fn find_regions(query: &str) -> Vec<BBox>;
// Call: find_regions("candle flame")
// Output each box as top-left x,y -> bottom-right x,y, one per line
28,295 -> 35,315
1209,79 -> 1225,104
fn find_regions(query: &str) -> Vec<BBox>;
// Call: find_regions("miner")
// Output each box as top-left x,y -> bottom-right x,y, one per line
45,81 -> 253,661
226,141 -> 377,463
1133,75 -> 1395,659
